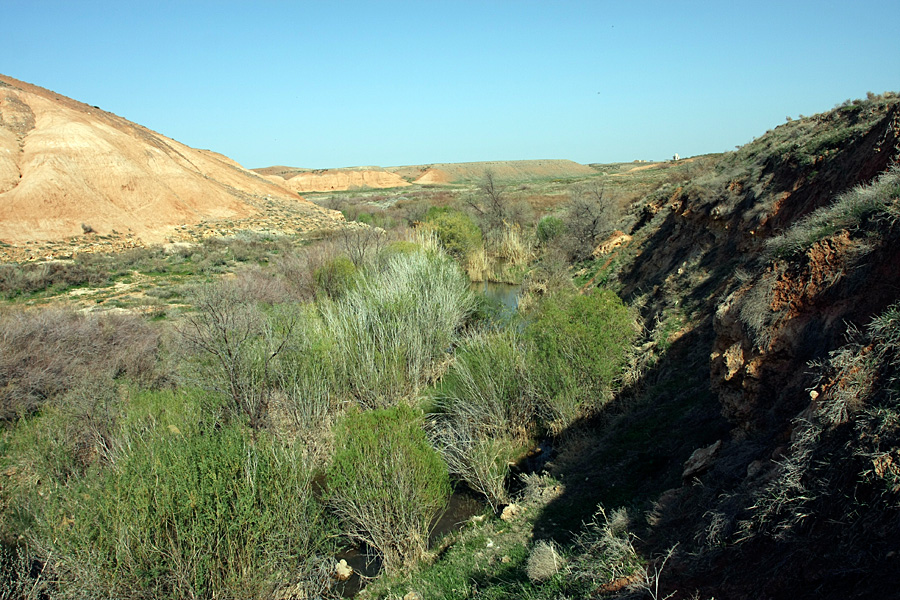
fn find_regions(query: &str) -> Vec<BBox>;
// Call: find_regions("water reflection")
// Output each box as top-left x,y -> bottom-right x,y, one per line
470,280 -> 523,324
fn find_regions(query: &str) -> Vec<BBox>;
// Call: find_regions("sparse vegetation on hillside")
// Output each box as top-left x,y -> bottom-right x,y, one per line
752,301 -> 900,533
670,91 -> 900,238
3,93 -> 900,600
766,164 -> 900,258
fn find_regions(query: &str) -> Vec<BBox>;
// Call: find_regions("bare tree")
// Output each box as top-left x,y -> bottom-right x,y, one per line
177,283 -> 293,430
561,182 -> 621,261
465,170 -> 504,231
466,170 -> 533,233
339,225 -> 387,267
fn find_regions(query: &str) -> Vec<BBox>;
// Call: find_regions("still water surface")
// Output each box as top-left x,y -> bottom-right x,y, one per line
470,280 -> 523,322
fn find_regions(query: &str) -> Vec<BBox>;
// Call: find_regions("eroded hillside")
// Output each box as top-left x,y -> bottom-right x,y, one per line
593,93 -> 900,598
0,75 -> 345,260
253,159 -> 599,192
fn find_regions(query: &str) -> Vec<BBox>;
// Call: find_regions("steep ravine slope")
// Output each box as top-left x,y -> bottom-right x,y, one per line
604,94 -> 900,598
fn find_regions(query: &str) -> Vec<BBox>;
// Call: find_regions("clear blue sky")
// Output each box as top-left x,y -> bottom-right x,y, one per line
5,1 -> 899,169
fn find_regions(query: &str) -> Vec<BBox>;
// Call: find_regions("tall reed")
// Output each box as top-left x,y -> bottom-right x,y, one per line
321,248 -> 474,408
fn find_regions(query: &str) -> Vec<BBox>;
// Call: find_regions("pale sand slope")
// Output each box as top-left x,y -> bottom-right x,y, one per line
0,74 -> 330,245
254,166 -> 411,193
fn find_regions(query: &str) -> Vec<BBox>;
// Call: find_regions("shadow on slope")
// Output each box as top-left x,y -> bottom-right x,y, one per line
529,318 -> 727,545
523,94 -> 900,599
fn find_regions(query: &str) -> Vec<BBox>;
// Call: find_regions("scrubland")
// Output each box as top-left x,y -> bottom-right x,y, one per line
0,186 -> 642,598
3,91 -> 900,599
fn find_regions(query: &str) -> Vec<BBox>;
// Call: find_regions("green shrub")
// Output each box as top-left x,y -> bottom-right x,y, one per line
525,289 -> 636,430
434,330 -> 536,438
423,205 -> 452,221
377,240 -> 421,266
327,405 -> 450,573
536,215 -> 565,244
321,249 -> 473,408
428,330 -> 535,509
87,428 -> 328,598
340,204 -> 395,230
313,254 -> 357,298
0,261 -> 98,299
423,210 -> 483,260
271,305 -> 340,459
4,388 -> 333,600
0,543 -> 50,600
1,391 -> 116,539
427,416 -> 519,512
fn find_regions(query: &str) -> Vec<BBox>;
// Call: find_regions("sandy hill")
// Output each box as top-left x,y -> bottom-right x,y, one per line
0,74 -> 337,247
254,159 -> 597,192
255,166 -> 411,193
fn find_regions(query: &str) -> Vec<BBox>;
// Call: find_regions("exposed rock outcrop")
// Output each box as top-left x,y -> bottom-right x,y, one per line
611,95 -> 900,599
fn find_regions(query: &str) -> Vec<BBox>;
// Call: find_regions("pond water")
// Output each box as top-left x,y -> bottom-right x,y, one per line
470,280 -> 523,323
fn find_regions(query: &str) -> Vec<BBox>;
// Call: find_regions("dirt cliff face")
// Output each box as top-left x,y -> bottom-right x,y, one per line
712,227 -> 900,436
0,75 -> 332,246
706,103 -> 900,436
616,96 -> 900,438
611,95 -> 900,598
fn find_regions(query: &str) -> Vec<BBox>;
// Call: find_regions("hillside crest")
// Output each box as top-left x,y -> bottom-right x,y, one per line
0,74 -> 342,255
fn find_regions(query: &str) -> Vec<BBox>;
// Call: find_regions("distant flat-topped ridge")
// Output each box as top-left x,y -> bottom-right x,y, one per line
253,159 -> 597,192
0,74 -> 338,246
255,165 -> 412,193
388,159 -> 598,184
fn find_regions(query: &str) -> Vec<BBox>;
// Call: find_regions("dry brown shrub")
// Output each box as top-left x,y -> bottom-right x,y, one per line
0,308 -> 162,420
273,239 -> 345,300
231,264 -> 300,304
526,540 -> 563,582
